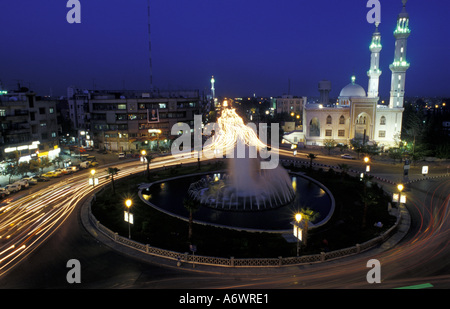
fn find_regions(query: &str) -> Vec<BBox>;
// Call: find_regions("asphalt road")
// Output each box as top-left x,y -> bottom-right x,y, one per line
0,151 -> 449,291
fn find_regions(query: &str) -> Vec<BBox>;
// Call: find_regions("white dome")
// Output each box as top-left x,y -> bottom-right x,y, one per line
339,83 -> 366,97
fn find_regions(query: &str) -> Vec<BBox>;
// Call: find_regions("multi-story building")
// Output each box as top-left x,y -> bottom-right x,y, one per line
276,95 -> 307,115
67,88 -> 202,152
0,89 -> 60,162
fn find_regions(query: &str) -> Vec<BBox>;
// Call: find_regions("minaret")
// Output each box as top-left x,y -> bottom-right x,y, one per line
389,0 -> 411,108
211,76 -> 215,99
367,22 -> 382,98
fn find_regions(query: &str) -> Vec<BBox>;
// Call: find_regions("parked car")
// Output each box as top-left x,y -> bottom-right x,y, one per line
56,168 -> 72,175
341,154 -> 355,160
29,175 -> 48,182
118,153 -> 125,159
41,171 -> 62,178
0,187 -> 10,199
69,165 -> 80,173
14,179 -> 29,188
5,183 -> 21,192
22,177 -> 38,185
80,161 -> 91,169
89,161 -> 99,167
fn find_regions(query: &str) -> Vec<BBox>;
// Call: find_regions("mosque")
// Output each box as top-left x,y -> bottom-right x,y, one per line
287,0 -> 411,150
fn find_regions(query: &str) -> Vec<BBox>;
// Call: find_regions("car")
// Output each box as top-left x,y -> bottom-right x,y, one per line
5,183 -> 21,192
14,179 -> 29,188
341,154 -> 355,160
68,165 -> 80,173
80,161 -> 91,169
41,171 -> 62,178
0,187 -> 10,199
118,153 -> 125,159
22,177 -> 38,185
31,175 -> 49,182
56,168 -> 72,175
89,161 -> 99,167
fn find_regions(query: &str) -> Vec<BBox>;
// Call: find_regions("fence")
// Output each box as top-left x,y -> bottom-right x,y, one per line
86,195 -> 403,268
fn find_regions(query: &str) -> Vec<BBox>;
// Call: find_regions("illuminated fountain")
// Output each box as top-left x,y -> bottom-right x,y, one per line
187,107 -> 295,211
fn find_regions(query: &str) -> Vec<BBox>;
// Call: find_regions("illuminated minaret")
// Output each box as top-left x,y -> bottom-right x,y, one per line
389,0 -> 411,108
367,22 -> 382,98
211,75 -> 215,100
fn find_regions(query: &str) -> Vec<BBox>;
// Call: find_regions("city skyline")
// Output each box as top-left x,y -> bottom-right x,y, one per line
0,1 -> 449,98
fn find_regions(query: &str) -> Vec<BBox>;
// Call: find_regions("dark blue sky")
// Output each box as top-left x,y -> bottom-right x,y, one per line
0,1 -> 449,99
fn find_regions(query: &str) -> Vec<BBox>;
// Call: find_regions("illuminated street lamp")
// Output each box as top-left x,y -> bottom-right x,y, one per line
89,169 -> 96,188
124,199 -> 133,239
394,183 -> 406,207
293,213 -> 303,256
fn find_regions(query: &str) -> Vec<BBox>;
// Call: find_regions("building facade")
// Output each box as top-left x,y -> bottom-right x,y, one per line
0,89 -> 60,162
68,88 -> 202,152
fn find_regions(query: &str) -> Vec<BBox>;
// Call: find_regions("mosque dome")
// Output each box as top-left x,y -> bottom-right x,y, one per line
339,76 -> 366,97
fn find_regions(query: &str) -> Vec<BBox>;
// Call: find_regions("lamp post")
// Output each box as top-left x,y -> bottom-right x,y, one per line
90,169 -> 96,188
125,199 -> 132,239
294,213 -> 302,256
397,183 -> 404,207
364,156 -> 370,173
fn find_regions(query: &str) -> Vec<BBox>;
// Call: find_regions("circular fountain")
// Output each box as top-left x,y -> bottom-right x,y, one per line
140,106 -> 334,231
188,147 -> 295,211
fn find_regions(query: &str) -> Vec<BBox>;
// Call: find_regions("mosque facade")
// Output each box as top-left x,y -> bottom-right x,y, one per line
288,1 -> 411,150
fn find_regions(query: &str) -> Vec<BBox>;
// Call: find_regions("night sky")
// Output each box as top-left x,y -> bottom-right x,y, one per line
1,0 -> 449,99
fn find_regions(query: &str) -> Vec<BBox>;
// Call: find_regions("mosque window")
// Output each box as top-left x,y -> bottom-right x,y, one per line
326,115 -> 332,124
325,130 -> 332,137
309,118 -> 320,137
338,130 -> 345,137
339,115 -> 345,124
378,131 -> 386,138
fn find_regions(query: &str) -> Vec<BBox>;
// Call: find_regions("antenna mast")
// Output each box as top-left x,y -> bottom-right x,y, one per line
147,0 -> 153,93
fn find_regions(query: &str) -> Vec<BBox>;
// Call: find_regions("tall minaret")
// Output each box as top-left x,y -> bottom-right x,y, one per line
211,76 -> 215,98
367,22 -> 382,98
389,0 -> 411,108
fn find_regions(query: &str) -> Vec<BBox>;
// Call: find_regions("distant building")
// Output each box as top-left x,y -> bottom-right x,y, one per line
0,89 -> 60,162
67,87 -> 202,152
276,95 -> 307,114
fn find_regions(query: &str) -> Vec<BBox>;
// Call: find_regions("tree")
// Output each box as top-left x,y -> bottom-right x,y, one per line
52,156 -> 63,168
337,163 -> 350,180
106,167 -> 120,194
39,157 -> 52,174
29,160 -> 40,174
142,153 -> 154,181
306,153 -> 317,169
360,174 -> 375,228
323,139 -> 337,155
299,207 -> 320,247
183,197 -> 199,242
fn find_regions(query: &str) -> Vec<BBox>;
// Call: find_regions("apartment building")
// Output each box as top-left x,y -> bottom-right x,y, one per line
68,87 -> 202,152
0,89 -> 60,162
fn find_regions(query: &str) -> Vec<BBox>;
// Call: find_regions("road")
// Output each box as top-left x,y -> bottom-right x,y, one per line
0,149 -> 449,289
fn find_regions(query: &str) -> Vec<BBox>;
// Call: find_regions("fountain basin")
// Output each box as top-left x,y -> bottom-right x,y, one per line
140,172 -> 335,232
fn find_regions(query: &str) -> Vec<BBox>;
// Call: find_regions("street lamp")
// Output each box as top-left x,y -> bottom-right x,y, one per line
90,169 -> 96,188
125,199 -> 132,239
141,149 -> 150,180
396,183 -> 405,207
294,213 -> 303,256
